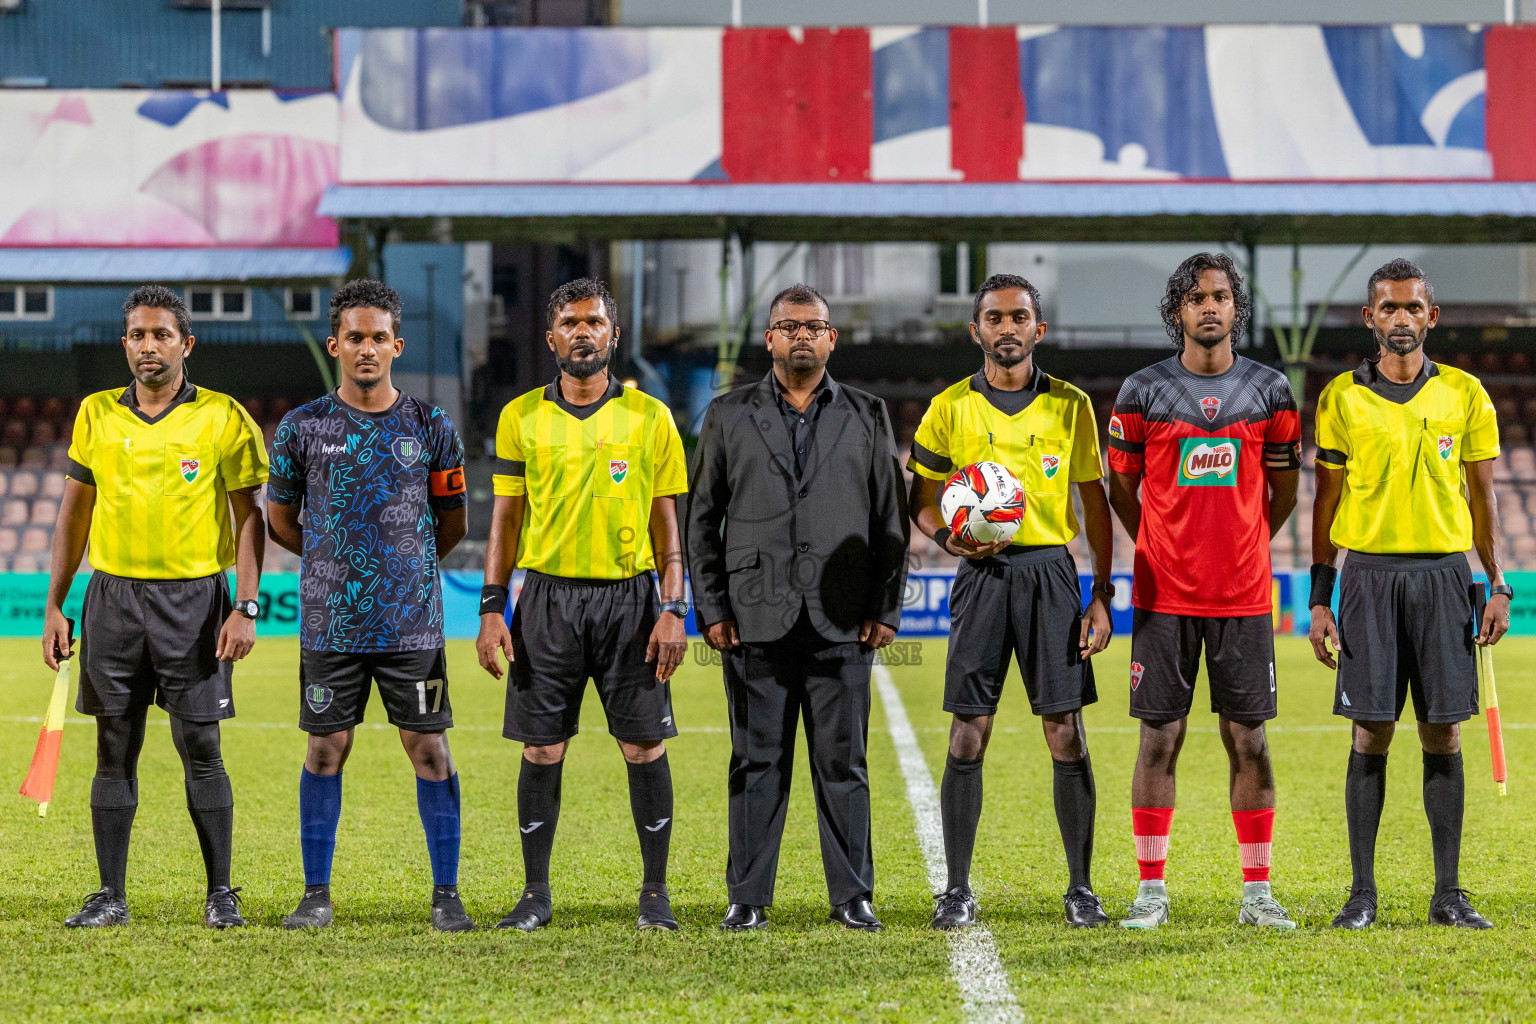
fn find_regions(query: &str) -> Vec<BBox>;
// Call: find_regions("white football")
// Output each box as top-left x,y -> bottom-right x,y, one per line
939,461 -> 1025,546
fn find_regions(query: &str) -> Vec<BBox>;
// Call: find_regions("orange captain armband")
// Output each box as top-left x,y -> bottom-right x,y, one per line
430,466 -> 467,497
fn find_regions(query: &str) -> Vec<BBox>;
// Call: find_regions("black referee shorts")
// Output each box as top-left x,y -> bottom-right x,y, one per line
504,570 -> 677,745
944,545 -> 1097,717
77,570 -> 235,722
1334,551 -> 1478,725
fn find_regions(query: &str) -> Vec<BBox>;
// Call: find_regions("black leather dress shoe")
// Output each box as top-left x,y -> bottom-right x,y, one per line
829,898 -> 883,931
1429,888 -> 1492,929
1330,889 -> 1377,929
1064,885 -> 1112,928
719,903 -> 768,931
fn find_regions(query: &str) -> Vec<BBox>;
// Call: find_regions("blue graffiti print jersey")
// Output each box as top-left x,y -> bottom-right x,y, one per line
267,391 -> 467,653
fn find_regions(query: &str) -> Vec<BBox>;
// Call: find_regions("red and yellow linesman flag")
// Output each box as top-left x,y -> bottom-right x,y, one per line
20,617 -> 73,817
1474,584 -> 1507,797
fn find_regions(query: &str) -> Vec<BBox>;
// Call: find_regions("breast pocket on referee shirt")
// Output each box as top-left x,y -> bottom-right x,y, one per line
165,443 -> 219,496
1420,418 -> 1464,479
1347,426 -> 1395,486
593,443 -> 642,500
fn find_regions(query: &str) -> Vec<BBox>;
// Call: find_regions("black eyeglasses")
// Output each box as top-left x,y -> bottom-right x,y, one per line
771,319 -> 832,338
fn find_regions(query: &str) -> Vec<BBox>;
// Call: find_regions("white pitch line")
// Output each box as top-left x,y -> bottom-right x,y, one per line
872,663 -> 1023,1024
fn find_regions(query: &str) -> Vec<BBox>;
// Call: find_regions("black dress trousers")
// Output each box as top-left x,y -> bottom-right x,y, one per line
722,610 -> 875,908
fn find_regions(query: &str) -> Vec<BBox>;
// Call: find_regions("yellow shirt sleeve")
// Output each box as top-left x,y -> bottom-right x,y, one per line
906,397 -> 952,481
1463,380 -> 1501,463
66,400 -> 95,482
492,402 -> 526,497
651,406 -> 688,497
1314,378 -> 1349,469
218,403 -> 270,490
1068,394 -> 1103,482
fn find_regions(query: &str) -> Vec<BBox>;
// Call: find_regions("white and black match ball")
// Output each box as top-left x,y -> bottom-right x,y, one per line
939,461 -> 1024,546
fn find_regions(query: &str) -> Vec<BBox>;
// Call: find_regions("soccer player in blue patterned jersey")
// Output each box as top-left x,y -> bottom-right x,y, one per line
266,279 -> 472,932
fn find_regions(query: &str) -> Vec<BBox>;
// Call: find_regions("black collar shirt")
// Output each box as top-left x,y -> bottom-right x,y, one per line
770,368 -> 839,478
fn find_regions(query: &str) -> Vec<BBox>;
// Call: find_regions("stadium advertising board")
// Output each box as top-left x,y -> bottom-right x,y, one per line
337,24 -> 1536,184
0,90 -> 337,247
5,570 -> 1529,638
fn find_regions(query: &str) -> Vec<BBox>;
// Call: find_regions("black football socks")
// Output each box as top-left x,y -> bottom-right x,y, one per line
518,757 -> 563,895
90,778 -> 138,896
1423,751 -> 1465,895
1052,756 -> 1096,891
185,775 -> 235,893
1345,750 -> 1388,895
940,754 -> 984,892
627,753 -> 674,890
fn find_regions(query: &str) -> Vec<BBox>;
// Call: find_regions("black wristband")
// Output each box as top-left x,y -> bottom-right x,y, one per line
1309,563 -> 1338,610
480,584 -> 510,615
932,526 -> 952,551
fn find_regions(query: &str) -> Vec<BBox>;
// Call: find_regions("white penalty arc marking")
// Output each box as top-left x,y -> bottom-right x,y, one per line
872,663 -> 1023,1024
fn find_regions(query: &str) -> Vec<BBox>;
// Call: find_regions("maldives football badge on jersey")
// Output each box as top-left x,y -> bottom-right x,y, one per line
1041,454 -> 1060,479
1178,437 -> 1241,487
609,459 -> 629,484
180,458 -> 200,483
1438,435 -> 1454,461
1130,661 -> 1144,690
1200,396 -> 1222,422
391,436 -> 420,467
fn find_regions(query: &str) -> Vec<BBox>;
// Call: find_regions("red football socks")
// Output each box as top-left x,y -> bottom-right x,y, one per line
1132,806 -> 1174,881
1232,808 -> 1275,883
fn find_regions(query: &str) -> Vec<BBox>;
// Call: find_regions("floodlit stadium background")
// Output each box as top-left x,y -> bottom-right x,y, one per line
3,4 -> 1536,1021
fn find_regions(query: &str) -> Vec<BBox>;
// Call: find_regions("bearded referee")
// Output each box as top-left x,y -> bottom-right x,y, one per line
42,286 -> 268,928
908,274 -> 1114,930
477,278 -> 689,932
1311,259 -> 1509,930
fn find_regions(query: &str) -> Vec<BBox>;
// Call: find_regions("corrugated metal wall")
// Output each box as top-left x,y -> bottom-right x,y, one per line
0,0 -> 462,89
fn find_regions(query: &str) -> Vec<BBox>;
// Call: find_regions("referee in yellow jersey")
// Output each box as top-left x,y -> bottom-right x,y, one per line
1310,259 -> 1510,931
41,286 -> 268,930
908,274 -> 1115,931
476,278 -> 689,933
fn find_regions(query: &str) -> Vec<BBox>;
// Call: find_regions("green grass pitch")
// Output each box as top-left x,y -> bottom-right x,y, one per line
3,635 -> 1534,1022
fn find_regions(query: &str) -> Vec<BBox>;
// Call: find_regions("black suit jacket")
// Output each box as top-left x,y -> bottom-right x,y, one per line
685,372 -> 910,644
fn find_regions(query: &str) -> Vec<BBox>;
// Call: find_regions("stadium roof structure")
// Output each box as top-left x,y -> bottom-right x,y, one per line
318,182 -> 1536,245
0,247 -> 353,283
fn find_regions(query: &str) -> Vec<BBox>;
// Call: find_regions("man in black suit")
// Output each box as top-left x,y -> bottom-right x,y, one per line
686,283 -> 909,932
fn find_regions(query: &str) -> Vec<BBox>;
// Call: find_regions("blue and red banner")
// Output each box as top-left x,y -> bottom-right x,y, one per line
336,24 -> 1536,184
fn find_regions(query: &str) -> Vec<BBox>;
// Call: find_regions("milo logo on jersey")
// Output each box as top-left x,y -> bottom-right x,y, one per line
1177,437 -> 1240,487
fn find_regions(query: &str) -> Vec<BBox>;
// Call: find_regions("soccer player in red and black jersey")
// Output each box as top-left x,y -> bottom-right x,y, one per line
1107,253 -> 1302,929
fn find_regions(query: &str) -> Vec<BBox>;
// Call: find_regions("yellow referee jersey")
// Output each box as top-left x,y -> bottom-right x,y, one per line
493,375 -> 688,579
1315,358 -> 1499,554
907,367 -> 1102,546
65,380 -> 269,579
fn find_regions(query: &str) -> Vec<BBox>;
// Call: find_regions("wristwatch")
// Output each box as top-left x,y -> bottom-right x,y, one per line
1490,583 -> 1515,600
1091,581 -> 1116,599
659,599 -> 690,618
233,599 -> 260,619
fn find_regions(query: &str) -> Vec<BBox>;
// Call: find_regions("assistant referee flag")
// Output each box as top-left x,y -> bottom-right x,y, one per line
1314,359 -> 1499,554
492,376 -> 687,579
65,381 -> 269,579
